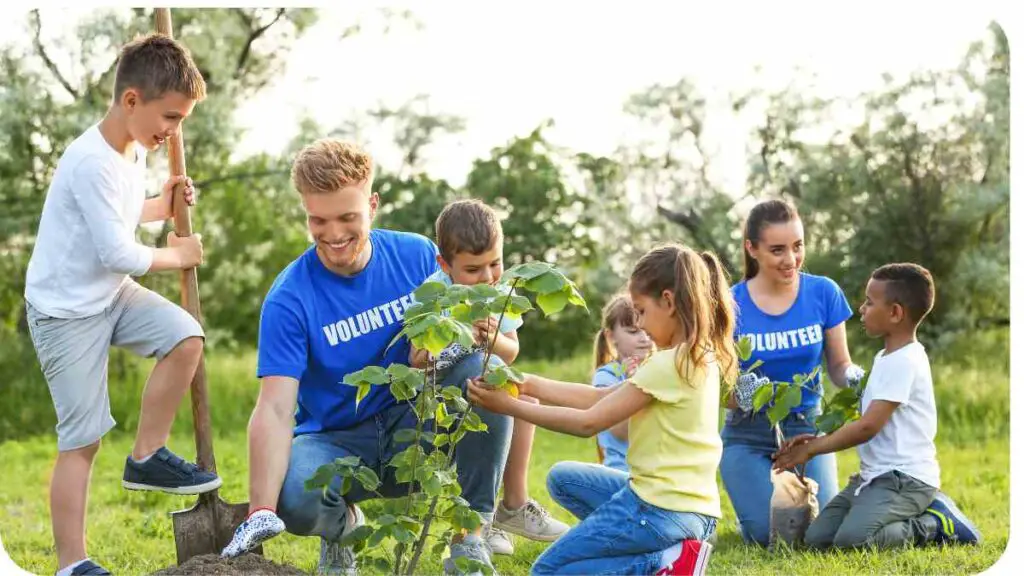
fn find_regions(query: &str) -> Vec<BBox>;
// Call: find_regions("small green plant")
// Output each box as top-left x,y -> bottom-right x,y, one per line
305,261 -> 587,576
735,335 -> 868,478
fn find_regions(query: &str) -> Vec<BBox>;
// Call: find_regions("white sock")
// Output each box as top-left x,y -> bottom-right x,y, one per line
658,542 -> 682,568
131,452 -> 154,464
56,558 -> 89,576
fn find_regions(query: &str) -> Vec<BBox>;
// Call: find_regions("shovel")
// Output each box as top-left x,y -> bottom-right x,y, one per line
154,8 -> 260,564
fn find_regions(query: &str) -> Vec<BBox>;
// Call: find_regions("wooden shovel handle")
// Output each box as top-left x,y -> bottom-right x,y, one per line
155,8 -> 217,476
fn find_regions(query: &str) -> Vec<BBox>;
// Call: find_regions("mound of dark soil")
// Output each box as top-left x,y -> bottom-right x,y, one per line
149,553 -> 307,575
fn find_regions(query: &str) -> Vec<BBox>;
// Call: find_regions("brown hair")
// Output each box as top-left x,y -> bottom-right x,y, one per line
871,263 -> 936,324
291,138 -> 374,195
742,198 -> 801,280
629,244 -> 738,387
113,33 -> 206,102
593,293 -> 640,371
435,199 -> 502,264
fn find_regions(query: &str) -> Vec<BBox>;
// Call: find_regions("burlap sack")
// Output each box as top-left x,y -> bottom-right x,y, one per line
768,469 -> 819,549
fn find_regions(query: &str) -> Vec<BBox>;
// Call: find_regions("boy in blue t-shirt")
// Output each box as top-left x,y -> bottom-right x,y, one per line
414,200 -> 569,558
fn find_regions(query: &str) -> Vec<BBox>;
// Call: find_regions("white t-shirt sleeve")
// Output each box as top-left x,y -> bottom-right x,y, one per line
71,157 -> 153,276
868,353 -> 915,405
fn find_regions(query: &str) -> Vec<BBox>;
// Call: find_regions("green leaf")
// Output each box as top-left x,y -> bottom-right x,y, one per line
368,526 -> 389,548
448,319 -> 477,350
414,281 -> 447,303
766,401 -> 791,426
451,302 -> 472,323
433,433 -> 450,447
536,290 -> 569,316
422,326 -> 451,356
469,283 -> 501,302
441,386 -> 463,401
342,365 -> 389,386
386,363 -> 411,379
335,455 -> 361,467
567,284 -> 587,310
392,526 -> 417,544
815,412 -> 846,435
339,524 -> 374,547
484,370 -> 508,387
470,301 -> 493,322
303,464 -> 335,490
402,301 -> 431,321
448,395 -> 470,413
462,411 -> 488,432
752,384 -> 774,412
433,541 -> 448,556
378,514 -> 397,526
340,475 -> 352,496
524,271 -> 566,294
394,428 -> 418,444
782,384 -> 804,411
389,378 -> 417,402
506,365 -> 525,383
355,383 -> 371,409
737,335 -> 753,362
454,557 -> 472,573
747,359 -> 764,372
508,295 -> 533,315
423,474 -> 444,497
504,261 -> 551,280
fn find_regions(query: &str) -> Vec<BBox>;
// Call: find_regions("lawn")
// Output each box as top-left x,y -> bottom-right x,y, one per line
0,348 -> 1010,575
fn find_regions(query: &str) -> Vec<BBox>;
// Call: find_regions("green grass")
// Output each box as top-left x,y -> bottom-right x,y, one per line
0,347 -> 1010,574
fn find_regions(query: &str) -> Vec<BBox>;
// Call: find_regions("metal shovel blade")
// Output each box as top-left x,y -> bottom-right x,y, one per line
171,491 -> 262,564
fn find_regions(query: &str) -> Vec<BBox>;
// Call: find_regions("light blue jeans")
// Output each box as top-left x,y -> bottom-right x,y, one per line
276,352 -> 513,541
533,462 -> 717,576
720,408 -> 839,546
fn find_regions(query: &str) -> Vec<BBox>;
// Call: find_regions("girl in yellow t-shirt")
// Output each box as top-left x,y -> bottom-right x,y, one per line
469,243 -> 738,576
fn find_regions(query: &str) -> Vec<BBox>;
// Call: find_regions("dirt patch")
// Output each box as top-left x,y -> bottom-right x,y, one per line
149,553 -> 307,575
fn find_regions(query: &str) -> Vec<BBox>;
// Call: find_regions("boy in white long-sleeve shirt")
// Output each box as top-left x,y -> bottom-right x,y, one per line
24,33 -> 220,576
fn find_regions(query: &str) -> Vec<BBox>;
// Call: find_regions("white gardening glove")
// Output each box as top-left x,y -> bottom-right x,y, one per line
845,364 -> 866,389
734,373 -> 770,412
221,509 -> 286,558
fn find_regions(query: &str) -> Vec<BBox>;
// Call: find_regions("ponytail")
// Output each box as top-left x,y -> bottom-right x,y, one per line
593,329 -> 614,371
592,293 -> 636,374
701,251 -> 739,389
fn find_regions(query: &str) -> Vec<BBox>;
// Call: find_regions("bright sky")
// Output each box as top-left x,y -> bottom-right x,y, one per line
1,2 -> 1006,195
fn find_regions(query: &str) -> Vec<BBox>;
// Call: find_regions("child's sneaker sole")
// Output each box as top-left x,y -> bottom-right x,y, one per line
122,476 -> 222,495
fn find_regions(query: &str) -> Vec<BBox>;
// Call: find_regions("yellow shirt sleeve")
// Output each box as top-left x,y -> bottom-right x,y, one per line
629,349 -> 687,404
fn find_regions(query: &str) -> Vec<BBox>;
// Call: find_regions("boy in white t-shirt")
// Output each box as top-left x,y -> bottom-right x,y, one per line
772,263 -> 981,549
24,34 -> 220,576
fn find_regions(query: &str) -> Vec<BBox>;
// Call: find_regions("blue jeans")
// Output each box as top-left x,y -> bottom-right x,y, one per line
277,352 -> 513,541
720,408 -> 839,546
533,462 -> 717,576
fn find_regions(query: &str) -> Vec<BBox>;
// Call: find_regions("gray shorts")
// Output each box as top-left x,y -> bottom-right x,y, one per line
26,280 -> 205,452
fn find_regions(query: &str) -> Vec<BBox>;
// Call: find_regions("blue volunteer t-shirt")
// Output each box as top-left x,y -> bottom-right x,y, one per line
257,229 -> 440,435
732,272 -> 853,413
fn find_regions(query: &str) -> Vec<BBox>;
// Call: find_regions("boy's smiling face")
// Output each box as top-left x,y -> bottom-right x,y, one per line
123,88 -> 196,151
440,243 -> 504,286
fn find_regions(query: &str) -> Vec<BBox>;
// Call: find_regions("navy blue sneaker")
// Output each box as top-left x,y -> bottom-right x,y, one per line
70,560 -> 111,575
925,491 -> 982,545
122,446 -> 222,495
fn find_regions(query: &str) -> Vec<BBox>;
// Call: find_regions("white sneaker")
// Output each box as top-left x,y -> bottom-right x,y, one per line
484,522 -> 514,555
493,499 -> 569,542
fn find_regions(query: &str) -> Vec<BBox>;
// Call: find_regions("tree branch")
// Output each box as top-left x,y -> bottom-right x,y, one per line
234,8 -> 287,79
30,10 -> 79,99
656,204 -> 738,278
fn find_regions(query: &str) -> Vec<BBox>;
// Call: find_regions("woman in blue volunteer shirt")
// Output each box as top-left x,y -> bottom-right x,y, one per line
721,198 -> 862,546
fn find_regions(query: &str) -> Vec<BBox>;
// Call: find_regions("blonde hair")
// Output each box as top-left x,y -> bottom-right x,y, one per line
592,293 -> 639,371
114,33 -> 206,101
629,244 -> 738,389
291,138 -> 374,195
